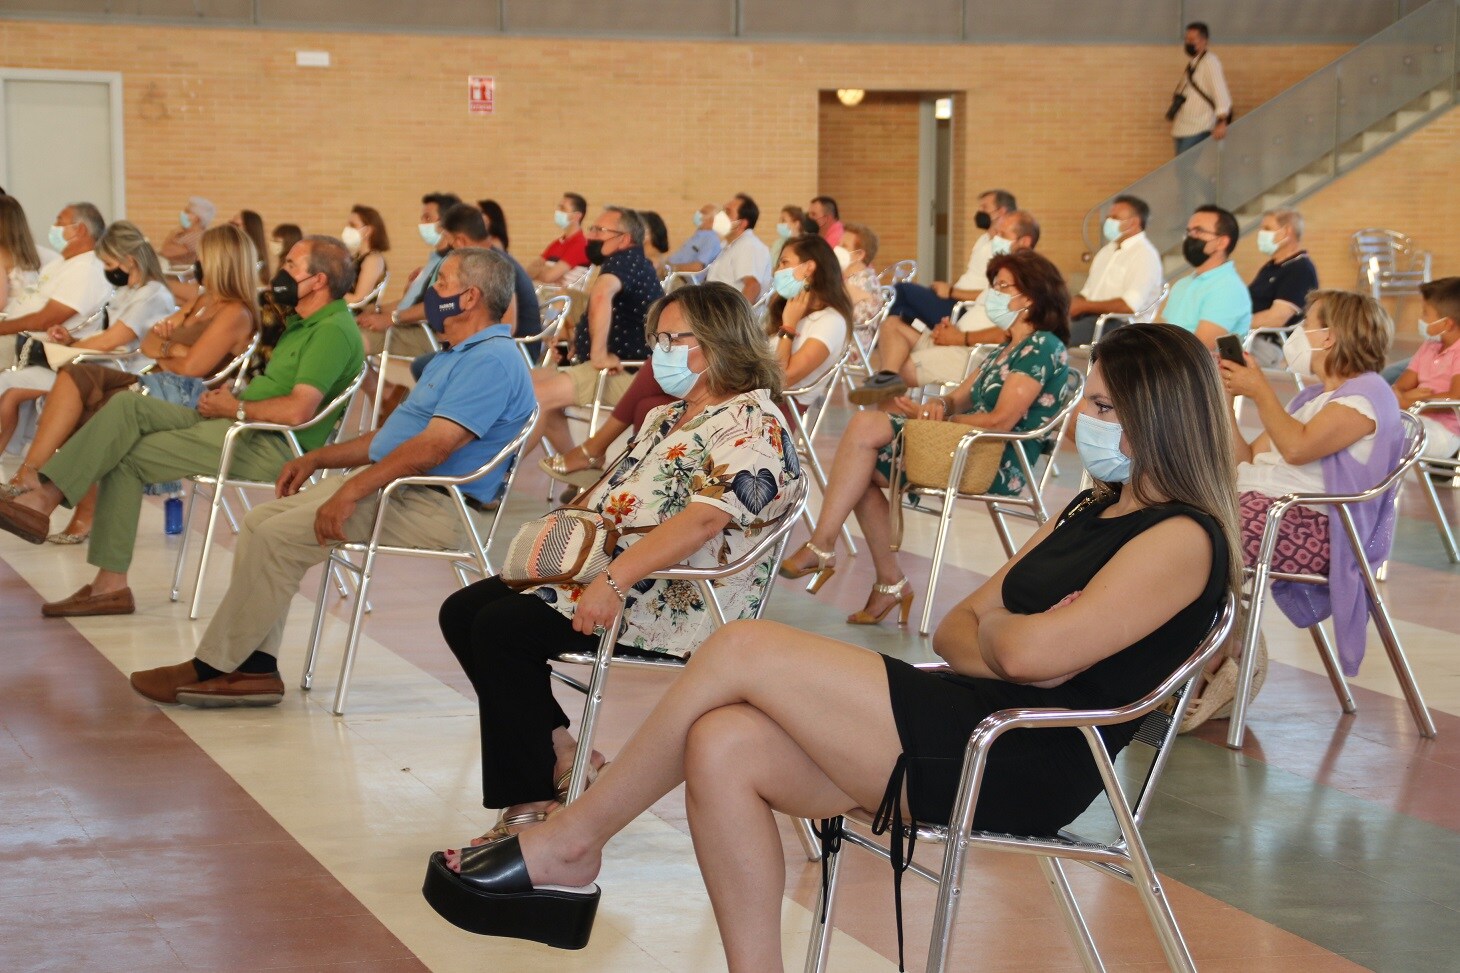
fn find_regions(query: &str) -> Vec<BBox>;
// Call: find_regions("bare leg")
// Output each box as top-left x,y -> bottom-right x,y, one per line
20,369 -> 87,473
849,471 -> 909,617
464,621 -> 903,898
56,485 -> 97,538
0,387 -> 46,456
783,410 -> 897,574
687,703 -> 864,973
89,568 -> 129,596
558,417 -> 629,473
872,318 -> 922,375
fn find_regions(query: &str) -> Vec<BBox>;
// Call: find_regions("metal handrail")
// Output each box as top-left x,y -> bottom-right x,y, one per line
1080,0 -> 1460,258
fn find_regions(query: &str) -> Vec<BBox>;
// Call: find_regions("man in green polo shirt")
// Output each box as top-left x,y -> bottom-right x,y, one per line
0,235 -> 365,617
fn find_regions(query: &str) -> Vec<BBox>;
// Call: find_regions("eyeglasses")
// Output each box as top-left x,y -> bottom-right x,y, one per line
652,331 -> 697,353
587,225 -> 626,237
990,279 -> 1021,294
1185,226 -> 1218,239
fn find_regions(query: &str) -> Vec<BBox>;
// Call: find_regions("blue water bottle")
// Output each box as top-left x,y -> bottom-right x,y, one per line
164,493 -> 184,535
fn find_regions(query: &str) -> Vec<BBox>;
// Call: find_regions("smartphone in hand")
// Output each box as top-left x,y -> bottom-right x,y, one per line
1216,334 -> 1246,366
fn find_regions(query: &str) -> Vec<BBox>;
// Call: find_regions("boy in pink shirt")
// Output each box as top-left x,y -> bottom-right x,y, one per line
1394,277 -> 1460,458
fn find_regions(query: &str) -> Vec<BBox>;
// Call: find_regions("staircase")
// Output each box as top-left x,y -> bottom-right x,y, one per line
1082,0 -> 1460,277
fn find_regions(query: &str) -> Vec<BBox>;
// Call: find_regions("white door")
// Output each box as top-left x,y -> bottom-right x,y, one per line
0,70 -> 125,245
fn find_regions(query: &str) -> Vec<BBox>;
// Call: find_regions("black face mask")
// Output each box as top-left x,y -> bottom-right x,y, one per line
585,240 -> 607,266
193,261 -> 204,286
1184,42 -> 1198,57
974,212 -> 992,231
270,267 -> 301,307
1182,236 -> 1211,268
104,266 -> 131,287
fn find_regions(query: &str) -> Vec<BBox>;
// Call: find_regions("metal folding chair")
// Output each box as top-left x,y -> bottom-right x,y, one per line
170,364 -> 370,619
1409,398 -> 1460,562
876,259 -> 918,286
784,348 -> 859,558
548,493 -> 822,860
365,319 -> 440,432
347,271 -> 390,313
515,295 -> 572,370
1227,412 -> 1437,749
1085,282 -> 1170,352
804,592 -> 1237,973
299,405 -> 539,715
843,287 -> 896,393
890,370 -> 1085,635
1351,228 -> 1432,303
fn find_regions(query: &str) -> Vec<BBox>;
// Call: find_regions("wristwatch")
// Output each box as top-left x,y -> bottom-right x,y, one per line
235,400 -> 247,423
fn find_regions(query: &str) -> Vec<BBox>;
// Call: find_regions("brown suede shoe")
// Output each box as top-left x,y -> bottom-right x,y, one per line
41,585 -> 135,618
0,497 -> 51,545
176,671 -> 285,709
130,661 -> 204,704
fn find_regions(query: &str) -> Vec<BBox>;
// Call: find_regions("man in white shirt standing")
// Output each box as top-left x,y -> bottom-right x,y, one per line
1067,195 -> 1164,347
0,202 -> 111,342
704,193 -> 772,303
1170,22 -> 1232,155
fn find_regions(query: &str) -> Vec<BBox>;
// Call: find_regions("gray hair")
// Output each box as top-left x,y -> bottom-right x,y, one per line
96,220 -> 166,287
981,188 -> 1017,213
602,205 -> 645,247
302,234 -> 356,300
189,196 -> 217,225
67,202 -> 105,243
1266,207 -> 1304,240
448,247 -> 515,322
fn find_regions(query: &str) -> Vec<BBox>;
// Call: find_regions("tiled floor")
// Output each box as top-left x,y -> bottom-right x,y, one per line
2,388 -> 1458,972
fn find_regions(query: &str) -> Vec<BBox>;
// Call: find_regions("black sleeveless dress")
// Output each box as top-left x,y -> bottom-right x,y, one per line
881,488 -> 1230,837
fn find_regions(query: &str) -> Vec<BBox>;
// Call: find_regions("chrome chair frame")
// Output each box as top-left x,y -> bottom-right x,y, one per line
876,259 -> 917,286
299,405 -> 538,715
805,593 -> 1237,973
784,347 -> 859,558
1409,398 -> 1460,563
1086,283 -> 1170,350
893,369 -> 1085,635
515,294 -> 572,370
1352,228 -> 1432,302
365,319 -> 440,432
169,364 -> 369,619
843,287 -> 896,393
548,493 -> 821,860
346,271 -> 390,313
1228,412 -> 1437,749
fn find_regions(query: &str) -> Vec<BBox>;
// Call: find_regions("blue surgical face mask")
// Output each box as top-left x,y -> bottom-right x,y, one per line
777,222 -> 793,240
418,222 -> 442,247
1256,229 -> 1280,255
553,210 -> 570,230
1102,217 -> 1124,243
772,267 -> 806,300
984,288 -> 1023,330
989,235 -> 1013,256
1075,413 -> 1132,483
179,211 -> 192,229
692,210 -> 704,229
424,286 -> 469,333
652,343 -> 702,398
48,223 -> 70,251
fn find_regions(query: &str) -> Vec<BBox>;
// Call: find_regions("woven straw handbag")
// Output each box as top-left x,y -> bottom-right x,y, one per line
899,418 -> 1004,494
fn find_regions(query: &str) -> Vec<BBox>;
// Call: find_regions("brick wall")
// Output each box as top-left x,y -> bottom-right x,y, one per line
1229,108 -> 1460,305
817,91 -> 924,269
0,21 -> 1349,299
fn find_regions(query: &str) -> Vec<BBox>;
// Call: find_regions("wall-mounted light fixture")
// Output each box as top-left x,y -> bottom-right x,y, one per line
836,88 -> 865,107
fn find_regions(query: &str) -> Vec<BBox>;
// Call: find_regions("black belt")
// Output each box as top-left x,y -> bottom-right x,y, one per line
424,484 -> 492,513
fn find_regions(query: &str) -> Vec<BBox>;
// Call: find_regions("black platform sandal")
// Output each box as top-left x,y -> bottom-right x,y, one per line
422,835 -> 600,950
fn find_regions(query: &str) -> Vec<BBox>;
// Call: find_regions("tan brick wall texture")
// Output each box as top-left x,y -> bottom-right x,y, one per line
6,21 -> 1430,305
817,91 -> 924,270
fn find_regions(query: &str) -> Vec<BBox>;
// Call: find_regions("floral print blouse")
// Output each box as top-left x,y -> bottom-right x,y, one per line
845,267 -> 884,332
880,329 -> 1069,496
529,388 -> 807,656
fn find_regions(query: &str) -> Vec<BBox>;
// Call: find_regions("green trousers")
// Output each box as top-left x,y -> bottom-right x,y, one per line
41,393 -> 293,574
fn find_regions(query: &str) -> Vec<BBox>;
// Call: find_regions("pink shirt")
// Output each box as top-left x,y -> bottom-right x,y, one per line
1411,337 -> 1460,434
821,220 -> 844,248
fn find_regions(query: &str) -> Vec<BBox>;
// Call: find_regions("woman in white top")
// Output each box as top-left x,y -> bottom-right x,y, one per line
1183,289 -> 1400,730
0,221 -> 174,459
767,234 -> 852,391
0,194 -> 53,319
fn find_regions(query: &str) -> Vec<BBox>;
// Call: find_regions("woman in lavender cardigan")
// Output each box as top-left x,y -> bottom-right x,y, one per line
1185,289 -> 1401,730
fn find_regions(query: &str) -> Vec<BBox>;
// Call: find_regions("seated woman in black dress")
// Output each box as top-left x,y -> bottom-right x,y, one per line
437,281 -> 807,843
425,323 -> 1239,973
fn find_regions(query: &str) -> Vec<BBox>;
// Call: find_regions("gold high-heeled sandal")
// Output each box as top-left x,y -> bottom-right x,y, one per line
0,464 -> 39,500
538,447 -> 603,489
778,541 -> 837,593
847,577 -> 914,626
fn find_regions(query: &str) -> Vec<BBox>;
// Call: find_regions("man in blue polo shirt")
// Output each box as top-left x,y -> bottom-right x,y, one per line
130,248 -> 534,709
1160,204 -> 1252,349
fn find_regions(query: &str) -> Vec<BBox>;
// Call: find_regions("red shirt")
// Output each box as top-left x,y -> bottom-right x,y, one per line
541,230 -> 589,267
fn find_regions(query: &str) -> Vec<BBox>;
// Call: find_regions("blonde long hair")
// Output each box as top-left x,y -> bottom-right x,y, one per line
1088,323 -> 1242,597
95,221 -> 166,287
646,282 -> 783,399
199,224 -> 260,329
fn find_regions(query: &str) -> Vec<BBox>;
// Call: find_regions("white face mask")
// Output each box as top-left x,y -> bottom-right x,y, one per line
1282,326 -> 1328,376
1418,316 -> 1448,341
341,226 -> 363,252
1256,229 -> 1281,255
832,246 -> 853,271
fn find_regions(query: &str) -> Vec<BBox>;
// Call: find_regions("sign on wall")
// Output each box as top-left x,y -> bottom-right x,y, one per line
468,75 -> 495,114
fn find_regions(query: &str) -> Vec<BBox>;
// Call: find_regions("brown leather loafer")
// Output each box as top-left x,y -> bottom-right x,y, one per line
42,585 -> 135,618
130,661 -> 205,704
176,671 -> 285,708
0,497 -> 51,545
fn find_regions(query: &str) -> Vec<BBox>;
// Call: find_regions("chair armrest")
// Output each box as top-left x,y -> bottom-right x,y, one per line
1410,398 -> 1460,417
636,492 -> 809,583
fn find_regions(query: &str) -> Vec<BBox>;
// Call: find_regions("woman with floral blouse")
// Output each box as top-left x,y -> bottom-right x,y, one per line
438,282 -> 807,845
780,249 -> 1071,626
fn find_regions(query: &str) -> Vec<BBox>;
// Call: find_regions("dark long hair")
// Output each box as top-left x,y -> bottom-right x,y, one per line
477,199 -> 509,251
767,234 -> 855,337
